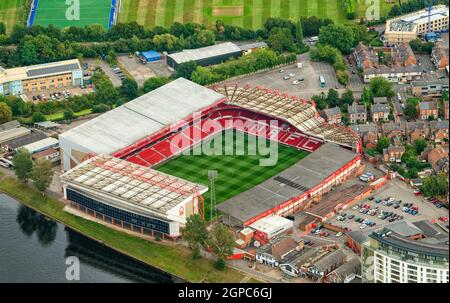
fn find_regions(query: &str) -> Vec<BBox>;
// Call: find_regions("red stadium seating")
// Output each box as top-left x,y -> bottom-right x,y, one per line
124,106 -> 324,167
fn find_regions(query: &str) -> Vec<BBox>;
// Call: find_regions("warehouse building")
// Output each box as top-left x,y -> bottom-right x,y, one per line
1,129 -> 47,151
166,42 -> 242,70
218,143 -> 361,227
19,137 -> 59,154
0,59 -> 83,95
384,5 -> 449,44
60,155 -> 208,238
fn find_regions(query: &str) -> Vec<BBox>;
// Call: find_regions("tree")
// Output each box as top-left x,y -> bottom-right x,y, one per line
191,66 -> 219,85
420,173 -> 449,197
360,87 -> 373,107
182,214 -> 209,259
32,111 -> 46,123
92,104 -> 110,113
31,158 -> 54,194
327,89 -> 340,108
0,22 -> 6,35
13,148 -> 33,183
143,77 -> 170,93
377,136 -> 390,153
340,90 -> 355,107
210,223 -> 235,267
63,109 -> 74,120
404,98 -> 419,120
0,102 -> 12,123
414,139 -> 427,155
267,27 -> 297,53
176,61 -> 198,80
120,78 -> 138,100
369,77 -> 394,98
318,24 -> 355,54
295,20 -> 305,47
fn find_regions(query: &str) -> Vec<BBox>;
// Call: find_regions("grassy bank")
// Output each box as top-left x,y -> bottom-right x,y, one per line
0,176 -> 247,283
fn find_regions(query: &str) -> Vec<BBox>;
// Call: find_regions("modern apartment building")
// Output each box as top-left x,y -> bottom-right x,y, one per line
385,5 -> 449,44
362,221 -> 449,283
0,59 -> 83,96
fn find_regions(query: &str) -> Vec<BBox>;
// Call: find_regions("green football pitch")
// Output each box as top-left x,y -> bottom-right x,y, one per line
156,130 -> 309,220
33,0 -> 112,29
0,0 -> 26,33
119,0 -> 394,30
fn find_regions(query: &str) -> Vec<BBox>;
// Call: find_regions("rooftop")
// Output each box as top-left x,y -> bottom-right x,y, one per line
60,155 -> 208,218
217,143 -> 358,224
59,78 -> 227,155
371,103 -> 390,113
387,5 -> 449,33
20,137 -> 59,153
0,59 -> 81,83
167,42 -> 242,64
1,129 -> 47,149
239,42 -> 267,51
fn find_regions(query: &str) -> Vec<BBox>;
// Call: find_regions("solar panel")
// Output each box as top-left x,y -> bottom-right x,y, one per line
274,176 -> 310,192
26,63 -> 80,78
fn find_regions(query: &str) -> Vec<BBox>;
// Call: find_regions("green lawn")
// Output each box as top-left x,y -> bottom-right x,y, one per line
119,0 -> 394,29
0,175 -> 249,282
0,0 -> 27,33
157,130 -> 309,220
33,0 -> 112,29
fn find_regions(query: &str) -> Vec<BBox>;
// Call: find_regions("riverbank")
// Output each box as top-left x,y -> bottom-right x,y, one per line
0,176 -> 247,283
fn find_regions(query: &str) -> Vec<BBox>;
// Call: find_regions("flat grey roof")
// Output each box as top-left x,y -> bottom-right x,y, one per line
26,63 -> 80,78
59,78 -> 226,155
239,42 -> 267,51
2,130 -> 47,149
168,42 -> 242,64
218,143 -> 358,224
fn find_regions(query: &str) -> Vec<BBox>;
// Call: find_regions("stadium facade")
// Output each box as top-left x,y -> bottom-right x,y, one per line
59,78 -> 362,237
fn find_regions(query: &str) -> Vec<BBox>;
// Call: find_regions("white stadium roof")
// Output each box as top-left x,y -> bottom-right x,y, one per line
59,78 -> 226,155
60,155 -> 208,217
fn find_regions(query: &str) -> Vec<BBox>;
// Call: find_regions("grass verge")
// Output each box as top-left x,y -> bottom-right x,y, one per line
0,176 -> 248,282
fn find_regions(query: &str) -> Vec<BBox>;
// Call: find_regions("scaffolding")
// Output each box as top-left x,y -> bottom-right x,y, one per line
213,84 -> 361,151
61,155 -> 207,216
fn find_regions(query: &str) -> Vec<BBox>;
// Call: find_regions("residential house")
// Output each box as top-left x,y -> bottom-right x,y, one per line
382,121 -> 405,140
348,103 -> 367,124
371,104 -> 390,122
351,123 -> 378,148
406,121 -> 429,142
322,107 -> 342,125
383,145 -> 405,162
325,258 -> 361,283
309,250 -> 346,280
353,42 -> 421,83
373,97 -> 388,104
31,148 -> 60,164
431,42 -> 449,70
419,101 -> 439,120
255,236 -> 302,267
411,80 -> 449,100
429,120 -> 449,144
427,147 -> 449,173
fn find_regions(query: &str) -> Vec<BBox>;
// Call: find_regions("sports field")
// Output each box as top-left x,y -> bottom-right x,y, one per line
32,0 -> 113,29
0,0 -> 26,33
157,130 -> 309,220
119,0 -> 394,29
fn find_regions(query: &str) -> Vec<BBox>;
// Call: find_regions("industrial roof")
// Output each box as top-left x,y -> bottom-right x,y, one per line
60,155 -> 208,217
239,42 -> 267,51
217,143 -> 358,224
59,78 -> 226,155
0,127 -> 30,144
20,137 -> 59,153
213,84 -> 360,149
167,42 -> 242,64
0,120 -> 20,132
2,130 -> 47,149
388,5 -> 449,33
249,215 -> 293,234
0,59 -> 81,83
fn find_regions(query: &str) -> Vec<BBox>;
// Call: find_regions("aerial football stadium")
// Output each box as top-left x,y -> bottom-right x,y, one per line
59,78 -> 362,239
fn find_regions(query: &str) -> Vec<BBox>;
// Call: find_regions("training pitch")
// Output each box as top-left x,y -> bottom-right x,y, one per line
31,0 -> 113,29
0,0 -> 26,32
119,0 -> 394,29
156,130 -> 309,220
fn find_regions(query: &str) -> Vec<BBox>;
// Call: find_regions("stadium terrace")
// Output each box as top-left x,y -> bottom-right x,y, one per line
59,78 -> 362,238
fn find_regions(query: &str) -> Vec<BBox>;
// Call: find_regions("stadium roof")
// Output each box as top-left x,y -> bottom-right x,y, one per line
217,143 -> 358,225
0,59 -> 81,83
167,42 -> 242,64
213,84 -> 360,149
59,78 -> 227,155
60,155 -> 208,218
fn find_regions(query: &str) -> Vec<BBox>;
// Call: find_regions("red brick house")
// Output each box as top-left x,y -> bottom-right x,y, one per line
419,101 -> 439,120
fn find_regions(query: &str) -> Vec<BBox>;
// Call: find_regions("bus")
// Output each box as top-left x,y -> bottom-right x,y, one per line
319,75 -> 326,87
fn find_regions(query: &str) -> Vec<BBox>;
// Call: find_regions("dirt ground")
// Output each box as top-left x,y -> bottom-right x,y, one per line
212,6 -> 244,16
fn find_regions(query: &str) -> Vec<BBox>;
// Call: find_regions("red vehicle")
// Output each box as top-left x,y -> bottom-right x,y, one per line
439,217 -> 448,222
411,206 -> 419,211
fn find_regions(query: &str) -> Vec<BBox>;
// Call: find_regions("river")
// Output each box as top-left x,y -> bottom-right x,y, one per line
0,193 -> 182,283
